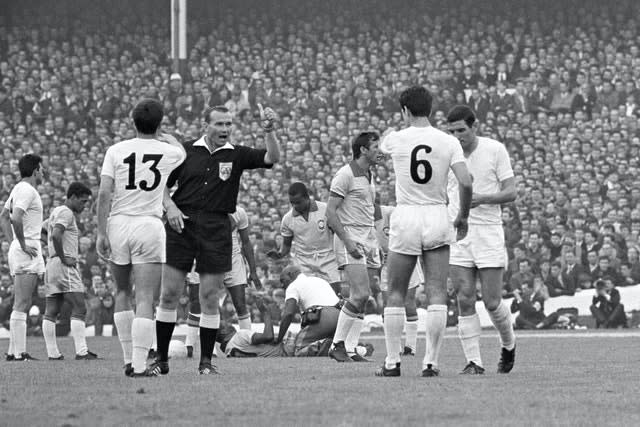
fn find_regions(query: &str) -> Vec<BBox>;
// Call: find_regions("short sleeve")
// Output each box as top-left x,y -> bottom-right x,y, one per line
236,207 -> 249,231
237,146 -> 271,170
449,139 -> 465,166
12,186 -> 35,212
280,212 -> 293,237
285,282 -> 300,302
53,207 -> 74,229
380,130 -> 396,154
495,144 -> 514,181
330,169 -> 351,198
101,147 -> 117,179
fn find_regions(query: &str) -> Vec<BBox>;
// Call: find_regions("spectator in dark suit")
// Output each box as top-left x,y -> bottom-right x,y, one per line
511,276 -> 561,330
507,258 -> 535,297
490,81 -> 515,114
590,279 -> 627,328
559,250 -> 582,295
468,88 -> 491,122
592,256 -> 621,285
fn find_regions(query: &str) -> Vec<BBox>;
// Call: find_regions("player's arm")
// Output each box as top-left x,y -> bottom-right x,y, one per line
259,104 -> 280,164
276,298 -> 298,343
251,297 -> 274,345
326,195 -> 362,258
268,235 -> 293,260
239,226 -> 261,290
472,177 -> 516,208
10,207 -> 37,257
51,224 -> 76,267
450,162 -> 473,240
0,208 -> 13,242
163,185 -> 188,233
96,175 -> 114,259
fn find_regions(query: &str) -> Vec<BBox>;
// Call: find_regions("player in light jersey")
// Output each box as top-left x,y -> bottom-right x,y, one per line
327,132 -> 382,362
269,182 -> 341,294
97,99 -> 186,377
42,182 -> 98,361
376,204 -> 423,356
446,105 -> 517,374
376,86 -> 473,377
0,154 -> 45,361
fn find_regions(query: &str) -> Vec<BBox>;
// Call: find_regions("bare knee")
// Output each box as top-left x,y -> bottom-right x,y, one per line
483,295 -> 502,312
160,284 -> 182,308
457,291 -> 477,316
386,291 -> 405,308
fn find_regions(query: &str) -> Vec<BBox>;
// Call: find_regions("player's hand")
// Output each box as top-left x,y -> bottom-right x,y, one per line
471,193 -> 485,208
382,127 -> 395,138
166,204 -> 189,233
96,234 -> 111,262
453,216 -> 469,241
61,256 -> 77,268
255,295 -> 267,312
158,132 -> 179,145
258,103 -> 277,131
249,272 -> 263,290
266,250 -> 282,260
20,244 -> 38,258
345,239 -> 363,259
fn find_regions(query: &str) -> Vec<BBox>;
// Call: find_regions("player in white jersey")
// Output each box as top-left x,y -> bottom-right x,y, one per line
42,182 -> 98,361
269,182 -> 341,293
376,86 -> 473,378
446,105 -> 516,374
0,154 -> 45,361
97,99 -> 186,377
376,204 -> 423,356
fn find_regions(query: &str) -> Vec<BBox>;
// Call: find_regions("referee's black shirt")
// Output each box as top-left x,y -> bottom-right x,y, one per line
167,137 -> 272,214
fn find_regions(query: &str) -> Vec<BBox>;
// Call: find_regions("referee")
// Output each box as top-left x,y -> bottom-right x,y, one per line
155,104 -> 279,375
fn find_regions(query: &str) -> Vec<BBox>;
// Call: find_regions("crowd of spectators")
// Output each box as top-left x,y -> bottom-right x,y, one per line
1,0 -> 640,331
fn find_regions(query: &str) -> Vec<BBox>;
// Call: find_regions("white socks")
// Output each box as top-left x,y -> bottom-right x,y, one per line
345,317 -> 364,354
404,318 -> 418,352
113,310 -> 134,364
156,307 -> 177,323
43,318 -> 61,358
423,304 -> 447,369
10,311 -> 27,355
458,313 -> 482,366
238,314 -> 251,330
333,305 -> 357,344
488,301 -> 515,350
70,319 -> 88,356
383,307 -> 405,368
199,313 -> 220,329
131,317 -> 154,373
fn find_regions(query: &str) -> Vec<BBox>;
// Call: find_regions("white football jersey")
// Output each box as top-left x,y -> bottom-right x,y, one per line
447,137 -> 514,225
230,206 -> 249,256
381,126 -> 464,206
101,138 -> 185,218
4,181 -> 43,241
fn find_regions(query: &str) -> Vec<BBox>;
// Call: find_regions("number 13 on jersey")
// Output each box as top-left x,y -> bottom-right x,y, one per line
123,153 -> 164,191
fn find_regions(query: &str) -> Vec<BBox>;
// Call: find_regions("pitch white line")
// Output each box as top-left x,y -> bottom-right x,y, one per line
362,331 -> 640,339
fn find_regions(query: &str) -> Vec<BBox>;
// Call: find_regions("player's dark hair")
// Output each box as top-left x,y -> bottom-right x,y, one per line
447,105 -> 477,128
351,131 -> 379,159
18,154 -> 42,178
204,106 -> 231,123
132,99 -> 163,134
399,86 -> 432,117
288,182 -> 309,198
67,182 -> 92,199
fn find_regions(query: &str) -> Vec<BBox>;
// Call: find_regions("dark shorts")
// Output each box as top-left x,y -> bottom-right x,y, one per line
165,211 -> 232,274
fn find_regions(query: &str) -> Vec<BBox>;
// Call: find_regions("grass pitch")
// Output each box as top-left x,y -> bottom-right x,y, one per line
1,331 -> 639,427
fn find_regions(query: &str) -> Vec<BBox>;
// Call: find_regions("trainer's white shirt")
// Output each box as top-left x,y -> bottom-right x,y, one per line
381,126 -> 464,206
4,181 -> 42,241
230,206 -> 248,256
101,137 -> 186,218
284,273 -> 339,311
447,137 -> 513,225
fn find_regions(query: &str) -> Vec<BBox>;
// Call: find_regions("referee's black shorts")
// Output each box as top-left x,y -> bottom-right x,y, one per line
165,211 -> 232,274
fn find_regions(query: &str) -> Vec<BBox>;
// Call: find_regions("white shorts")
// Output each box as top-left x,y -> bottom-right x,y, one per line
389,205 -> 452,255
107,215 -> 165,265
8,239 -> 45,276
450,224 -> 506,269
292,251 -> 341,283
223,253 -> 247,288
380,261 -> 423,292
334,225 -> 381,269
45,257 -> 83,296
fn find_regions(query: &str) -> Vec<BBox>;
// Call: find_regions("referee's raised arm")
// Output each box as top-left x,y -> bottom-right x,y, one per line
258,103 -> 280,164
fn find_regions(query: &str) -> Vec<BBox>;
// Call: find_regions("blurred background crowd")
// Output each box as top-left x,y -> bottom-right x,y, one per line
1,0 -> 639,333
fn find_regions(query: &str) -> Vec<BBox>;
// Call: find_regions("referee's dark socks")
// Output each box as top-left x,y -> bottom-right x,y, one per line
155,308 -> 178,362
199,314 -> 221,363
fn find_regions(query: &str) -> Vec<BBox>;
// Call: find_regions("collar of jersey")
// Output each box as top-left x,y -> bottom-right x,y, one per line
193,136 -> 234,154
348,160 -> 370,178
292,200 -> 318,217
